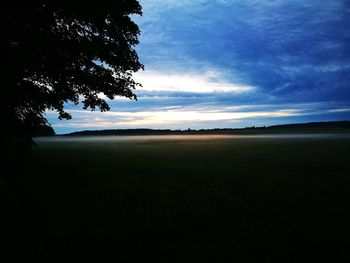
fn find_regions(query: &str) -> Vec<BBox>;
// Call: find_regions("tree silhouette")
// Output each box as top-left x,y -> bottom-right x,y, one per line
5,0 -> 143,138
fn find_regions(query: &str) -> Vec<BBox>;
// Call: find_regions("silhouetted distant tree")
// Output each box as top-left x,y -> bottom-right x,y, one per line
5,0 -> 143,138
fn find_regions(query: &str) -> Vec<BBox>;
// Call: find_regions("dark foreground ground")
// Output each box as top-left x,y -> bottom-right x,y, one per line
3,134 -> 350,262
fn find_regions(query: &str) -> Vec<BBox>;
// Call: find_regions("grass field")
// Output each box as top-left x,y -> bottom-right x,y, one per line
5,134 -> 350,262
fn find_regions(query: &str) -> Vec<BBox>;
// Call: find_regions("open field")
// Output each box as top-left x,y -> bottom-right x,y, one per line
5,134 -> 350,262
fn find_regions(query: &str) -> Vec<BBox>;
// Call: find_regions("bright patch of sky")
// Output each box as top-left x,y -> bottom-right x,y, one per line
48,0 -> 350,133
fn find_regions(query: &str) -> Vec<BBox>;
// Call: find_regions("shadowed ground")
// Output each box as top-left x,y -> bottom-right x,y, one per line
5,134 -> 350,262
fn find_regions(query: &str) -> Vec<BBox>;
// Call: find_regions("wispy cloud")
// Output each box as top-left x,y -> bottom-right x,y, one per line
328,108 -> 350,113
52,107 -> 299,128
48,102 -> 350,133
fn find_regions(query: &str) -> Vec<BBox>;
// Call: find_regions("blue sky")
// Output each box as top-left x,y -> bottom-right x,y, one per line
48,0 -> 350,134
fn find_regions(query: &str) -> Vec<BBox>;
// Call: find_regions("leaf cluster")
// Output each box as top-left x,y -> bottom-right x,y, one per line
5,0 -> 143,136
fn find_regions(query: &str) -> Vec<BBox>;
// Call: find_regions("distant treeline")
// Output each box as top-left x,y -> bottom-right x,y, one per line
63,121 -> 350,136
259,121 -> 350,129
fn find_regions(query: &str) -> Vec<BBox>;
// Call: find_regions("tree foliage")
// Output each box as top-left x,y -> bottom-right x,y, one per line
5,0 -> 143,137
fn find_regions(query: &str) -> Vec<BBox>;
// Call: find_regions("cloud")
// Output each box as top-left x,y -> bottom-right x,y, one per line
328,108 -> 350,113
47,101 -> 350,133
51,106 -> 299,128
133,70 -> 255,94
136,0 -> 350,102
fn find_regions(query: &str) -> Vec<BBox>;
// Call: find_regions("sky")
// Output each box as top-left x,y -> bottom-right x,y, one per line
48,0 -> 350,134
